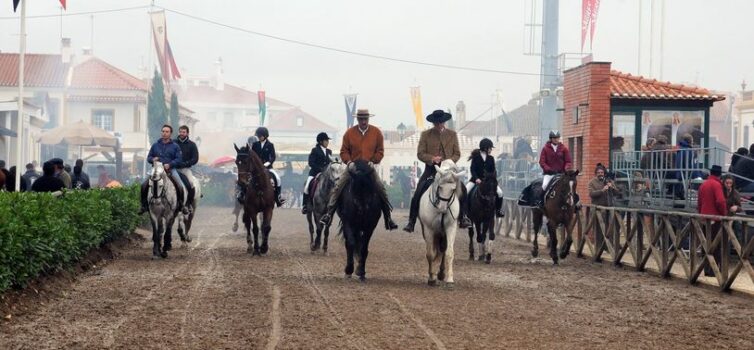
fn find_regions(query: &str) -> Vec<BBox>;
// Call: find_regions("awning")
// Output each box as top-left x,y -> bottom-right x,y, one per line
0,126 -> 17,137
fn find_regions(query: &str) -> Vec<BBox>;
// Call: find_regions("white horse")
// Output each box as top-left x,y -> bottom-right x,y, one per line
147,160 -> 180,259
419,159 -> 465,288
176,171 -> 201,246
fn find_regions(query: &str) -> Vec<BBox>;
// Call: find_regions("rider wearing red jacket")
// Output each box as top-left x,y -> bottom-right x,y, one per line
536,130 -> 573,206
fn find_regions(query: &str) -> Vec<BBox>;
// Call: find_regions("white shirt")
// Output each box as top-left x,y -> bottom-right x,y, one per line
260,140 -> 267,149
481,151 -> 488,161
358,125 -> 369,135
320,145 -> 328,157
551,143 -> 558,153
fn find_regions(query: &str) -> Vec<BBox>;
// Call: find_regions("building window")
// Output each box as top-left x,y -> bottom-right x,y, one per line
612,113 -> 635,154
92,109 -> 114,131
641,110 -> 705,148
576,137 -> 583,171
223,112 -> 234,129
296,116 -> 303,127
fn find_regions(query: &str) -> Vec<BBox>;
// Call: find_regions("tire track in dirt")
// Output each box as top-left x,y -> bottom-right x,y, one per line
387,292 -> 447,350
104,227 -> 221,348
266,285 -> 282,350
286,248 -> 367,350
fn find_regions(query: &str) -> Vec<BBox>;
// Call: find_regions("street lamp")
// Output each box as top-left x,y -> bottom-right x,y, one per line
397,122 -> 407,141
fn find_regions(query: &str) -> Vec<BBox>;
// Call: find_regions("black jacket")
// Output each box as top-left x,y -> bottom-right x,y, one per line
252,140 -> 276,169
732,157 -> 754,189
31,175 -> 65,193
308,146 -> 332,176
175,137 -> 199,169
71,172 -> 91,190
469,150 -> 497,182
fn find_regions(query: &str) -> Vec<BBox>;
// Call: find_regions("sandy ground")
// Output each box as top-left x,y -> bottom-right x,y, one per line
2,207 -> 753,350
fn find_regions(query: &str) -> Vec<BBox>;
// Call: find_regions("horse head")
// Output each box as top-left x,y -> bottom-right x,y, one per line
149,160 -> 167,201
431,160 -> 464,212
557,169 -> 579,207
234,143 -> 252,185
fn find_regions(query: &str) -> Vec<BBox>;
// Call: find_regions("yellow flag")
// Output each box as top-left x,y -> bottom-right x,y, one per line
410,86 -> 424,129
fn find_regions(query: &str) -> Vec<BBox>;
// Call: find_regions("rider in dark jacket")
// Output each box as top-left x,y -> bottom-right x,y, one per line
251,127 -> 285,207
302,132 -> 333,214
467,138 -> 504,217
175,125 -> 199,210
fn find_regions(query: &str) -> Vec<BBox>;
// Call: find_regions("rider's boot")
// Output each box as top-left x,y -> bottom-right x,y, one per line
186,185 -> 195,214
383,207 -> 399,231
495,197 -> 505,217
458,187 -> 471,229
402,190 -> 421,233
138,181 -> 149,214
274,186 -> 286,207
301,193 -> 309,214
320,206 -> 335,226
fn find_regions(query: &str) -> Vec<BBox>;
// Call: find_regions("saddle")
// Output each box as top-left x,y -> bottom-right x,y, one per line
517,175 -> 561,207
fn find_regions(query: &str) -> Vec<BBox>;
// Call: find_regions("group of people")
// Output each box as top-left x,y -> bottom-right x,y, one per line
0,158 -> 120,193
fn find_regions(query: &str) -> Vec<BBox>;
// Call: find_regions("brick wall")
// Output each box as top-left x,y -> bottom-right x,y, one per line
562,62 -> 612,204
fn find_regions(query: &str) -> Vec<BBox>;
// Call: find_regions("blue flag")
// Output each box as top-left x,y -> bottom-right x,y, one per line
344,94 -> 357,128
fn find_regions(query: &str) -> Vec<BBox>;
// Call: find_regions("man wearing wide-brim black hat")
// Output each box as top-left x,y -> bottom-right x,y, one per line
403,110 -> 471,232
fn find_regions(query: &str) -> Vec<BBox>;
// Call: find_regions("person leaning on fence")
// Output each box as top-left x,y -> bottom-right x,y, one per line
698,165 -> 728,276
722,175 -> 743,216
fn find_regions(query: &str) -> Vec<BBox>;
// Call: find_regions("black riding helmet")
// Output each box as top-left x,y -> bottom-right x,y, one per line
316,132 -> 331,143
549,130 -> 561,139
479,138 -> 494,151
255,127 -> 269,138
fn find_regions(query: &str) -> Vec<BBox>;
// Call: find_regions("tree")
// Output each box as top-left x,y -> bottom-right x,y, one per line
169,92 -> 180,132
147,70 -> 169,141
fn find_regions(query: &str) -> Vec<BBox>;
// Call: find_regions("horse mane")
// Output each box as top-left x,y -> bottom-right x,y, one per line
468,149 -> 481,161
348,160 -> 376,194
248,151 -> 272,193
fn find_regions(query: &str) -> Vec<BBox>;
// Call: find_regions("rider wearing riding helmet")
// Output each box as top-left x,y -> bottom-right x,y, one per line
467,138 -> 504,217
251,127 -> 286,207
302,132 -> 333,214
536,130 -> 573,207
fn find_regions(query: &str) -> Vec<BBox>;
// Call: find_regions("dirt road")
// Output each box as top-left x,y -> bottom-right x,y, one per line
2,207 -> 753,349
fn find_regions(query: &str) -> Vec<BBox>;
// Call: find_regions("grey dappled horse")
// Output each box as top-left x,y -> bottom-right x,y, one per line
306,162 -> 346,254
147,160 -> 180,259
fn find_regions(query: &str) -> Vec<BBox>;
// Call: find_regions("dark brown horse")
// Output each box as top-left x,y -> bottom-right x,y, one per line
531,170 -> 579,264
234,143 -> 275,256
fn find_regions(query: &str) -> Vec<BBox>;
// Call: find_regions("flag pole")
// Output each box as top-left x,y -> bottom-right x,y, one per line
143,0 -> 155,179
15,0 -> 27,192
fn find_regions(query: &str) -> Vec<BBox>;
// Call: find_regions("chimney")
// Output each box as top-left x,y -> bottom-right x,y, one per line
61,38 -> 72,64
214,57 -> 224,91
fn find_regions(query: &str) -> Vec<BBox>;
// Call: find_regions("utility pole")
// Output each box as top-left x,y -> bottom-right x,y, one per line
15,0 -> 27,192
539,0 -> 560,146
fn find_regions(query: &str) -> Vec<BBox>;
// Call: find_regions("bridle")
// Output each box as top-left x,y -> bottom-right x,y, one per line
429,176 -> 457,213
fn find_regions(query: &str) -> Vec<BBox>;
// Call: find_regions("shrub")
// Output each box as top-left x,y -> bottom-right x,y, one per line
0,185 -> 141,293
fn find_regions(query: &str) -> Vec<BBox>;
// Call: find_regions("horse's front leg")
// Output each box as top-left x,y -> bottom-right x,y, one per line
548,222 -> 559,265
484,217 -> 495,264
559,217 -> 574,260
251,212 -> 261,256
162,218 -> 175,258
476,221 -> 486,261
243,212 -> 254,254
467,226 -> 475,261
307,211 -> 316,251
151,215 -> 162,259
260,209 -> 272,255
444,225 -> 457,286
425,231 -> 438,286
532,211 -> 542,257
183,212 -> 194,244
356,230 -> 373,282
322,220 -> 330,254
344,225 -> 355,277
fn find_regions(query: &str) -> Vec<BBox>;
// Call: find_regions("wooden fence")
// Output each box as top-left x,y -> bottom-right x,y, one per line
499,198 -> 754,293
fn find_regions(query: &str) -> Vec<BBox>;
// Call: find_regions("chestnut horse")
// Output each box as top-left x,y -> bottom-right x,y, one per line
234,144 -> 276,256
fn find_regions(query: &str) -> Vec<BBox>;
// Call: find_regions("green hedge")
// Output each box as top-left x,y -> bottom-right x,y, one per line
0,185 -> 141,293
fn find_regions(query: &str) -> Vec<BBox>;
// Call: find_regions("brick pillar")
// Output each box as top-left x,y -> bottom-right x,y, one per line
562,62 -> 612,204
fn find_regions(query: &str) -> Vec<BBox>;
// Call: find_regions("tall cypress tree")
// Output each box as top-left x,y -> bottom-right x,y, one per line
148,70 -> 169,141
169,92 -> 180,132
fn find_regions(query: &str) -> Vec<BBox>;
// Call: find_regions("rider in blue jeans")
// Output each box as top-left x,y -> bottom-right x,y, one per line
139,124 -> 190,215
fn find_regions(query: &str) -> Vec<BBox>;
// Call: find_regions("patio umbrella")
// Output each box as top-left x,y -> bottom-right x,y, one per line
210,155 -> 236,168
37,120 -> 117,147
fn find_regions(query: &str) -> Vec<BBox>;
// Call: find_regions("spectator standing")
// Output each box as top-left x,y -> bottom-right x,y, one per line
22,163 -> 41,188
71,166 -> 91,189
31,162 -> 65,193
729,147 -> 748,172
97,165 -> 122,188
50,158 -> 72,189
698,165 -> 727,276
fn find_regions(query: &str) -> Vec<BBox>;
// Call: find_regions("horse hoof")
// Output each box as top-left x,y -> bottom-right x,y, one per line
253,249 -> 261,256
559,251 -> 569,260
531,249 -> 539,258
477,255 -> 485,262
161,251 -> 168,259
485,253 -> 492,264
358,276 -> 366,283
185,237 -> 192,243
164,244 -> 172,252
151,255 -> 161,260
437,271 -> 445,281
232,223 -> 238,232
444,282 -> 455,290
469,255 -> 474,261
427,279 -> 437,286
552,259 -> 559,265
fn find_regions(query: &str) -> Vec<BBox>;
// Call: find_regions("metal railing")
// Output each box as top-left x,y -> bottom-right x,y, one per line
497,158 -> 541,197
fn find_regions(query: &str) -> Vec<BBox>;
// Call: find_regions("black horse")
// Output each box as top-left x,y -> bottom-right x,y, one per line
338,160 -> 382,282
467,170 -> 498,264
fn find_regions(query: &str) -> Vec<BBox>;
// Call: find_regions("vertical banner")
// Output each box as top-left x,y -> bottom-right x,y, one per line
589,0 -> 601,50
410,86 -> 424,129
344,93 -> 358,128
581,0 -> 601,51
258,91 -> 267,126
150,10 -> 181,87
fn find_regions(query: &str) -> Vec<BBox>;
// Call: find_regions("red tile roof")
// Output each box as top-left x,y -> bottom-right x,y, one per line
610,70 -> 724,101
0,53 -> 69,88
70,57 -> 146,91
269,107 -> 337,132
67,95 -> 145,103
175,83 -> 292,108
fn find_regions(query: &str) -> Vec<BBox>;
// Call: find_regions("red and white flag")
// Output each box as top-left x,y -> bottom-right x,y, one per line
150,11 -> 181,84
581,0 -> 601,52
12,0 -> 65,12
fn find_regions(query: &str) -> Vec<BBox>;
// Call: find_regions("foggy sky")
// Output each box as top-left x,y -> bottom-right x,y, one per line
1,0 -> 752,132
